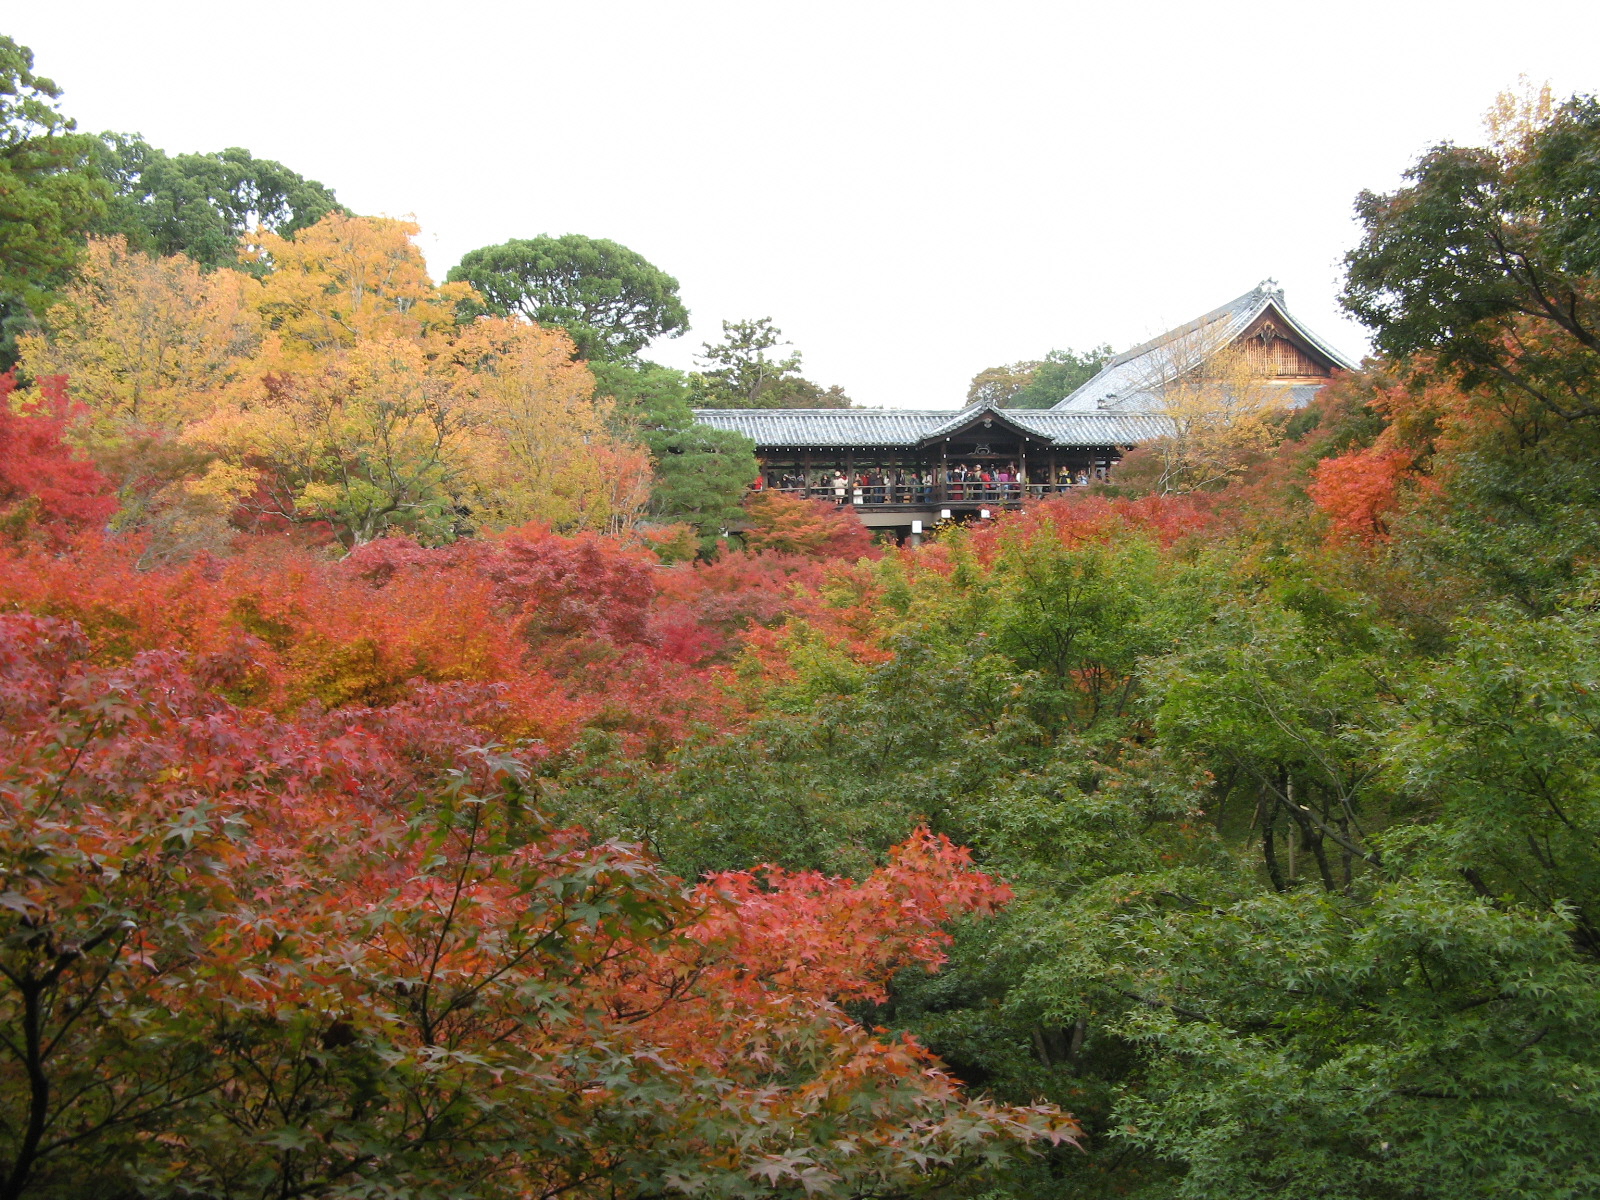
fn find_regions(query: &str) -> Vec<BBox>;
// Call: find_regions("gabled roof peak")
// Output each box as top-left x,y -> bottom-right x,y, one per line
1052,282 -> 1355,412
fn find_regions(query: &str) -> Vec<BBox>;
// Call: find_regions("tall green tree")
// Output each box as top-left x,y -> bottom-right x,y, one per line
1342,93 -> 1600,409
93,135 -> 342,271
0,36 -> 109,366
447,234 -> 689,361
1342,89 -> 1600,613
691,316 -> 850,408
591,358 -> 757,549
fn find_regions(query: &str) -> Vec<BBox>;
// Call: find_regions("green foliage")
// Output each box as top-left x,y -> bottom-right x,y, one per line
690,316 -> 850,408
647,424 -> 757,550
1385,601 -> 1600,952
968,345 -> 1113,409
0,36 -> 109,365
1114,882 -> 1600,1200
447,234 -> 689,361
93,134 -> 342,270
1395,452 -> 1600,616
592,358 -> 758,545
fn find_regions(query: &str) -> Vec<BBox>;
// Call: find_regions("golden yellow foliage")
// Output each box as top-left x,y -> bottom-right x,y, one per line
1147,340 -> 1288,493
449,318 -> 652,534
1486,76 -> 1556,166
18,236 -> 260,433
190,336 -> 479,545
247,213 -> 473,363
21,216 -> 653,547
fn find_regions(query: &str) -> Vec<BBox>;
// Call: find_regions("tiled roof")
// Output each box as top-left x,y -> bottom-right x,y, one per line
1005,409 -> 1174,443
1051,282 -> 1357,412
692,408 -> 949,447
691,405 -> 1172,449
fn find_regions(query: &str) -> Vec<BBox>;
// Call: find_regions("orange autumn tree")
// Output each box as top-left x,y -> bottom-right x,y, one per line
1308,446 -> 1415,543
0,612 -> 1078,1198
740,488 -> 878,559
192,214 -> 655,542
0,373 -> 116,542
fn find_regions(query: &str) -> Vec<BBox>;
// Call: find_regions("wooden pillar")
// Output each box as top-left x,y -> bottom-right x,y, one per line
939,440 -> 949,505
1017,439 -> 1028,504
1048,448 -> 1057,494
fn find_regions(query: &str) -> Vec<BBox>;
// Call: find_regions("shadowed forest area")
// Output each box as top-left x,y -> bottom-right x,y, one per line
5,35 -> 1600,1200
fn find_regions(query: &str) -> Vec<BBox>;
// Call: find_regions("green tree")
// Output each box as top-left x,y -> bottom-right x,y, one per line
691,317 -> 850,408
1342,92 -> 1600,410
447,234 -> 689,361
93,135 -> 342,271
967,346 -> 1112,409
0,36 -> 109,366
643,425 -> 757,550
1387,602 -> 1600,950
591,358 -> 758,548
1108,882 -> 1600,1200
1341,89 -> 1600,614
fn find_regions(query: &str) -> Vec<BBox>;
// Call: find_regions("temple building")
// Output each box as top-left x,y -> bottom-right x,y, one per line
691,281 -> 1356,535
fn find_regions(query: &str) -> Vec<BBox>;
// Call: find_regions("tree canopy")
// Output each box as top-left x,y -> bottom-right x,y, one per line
966,345 -> 1113,408
447,234 -> 689,361
94,134 -> 343,269
0,36 -> 109,364
8,61 -> 1600,1200
691,316 -> 851,408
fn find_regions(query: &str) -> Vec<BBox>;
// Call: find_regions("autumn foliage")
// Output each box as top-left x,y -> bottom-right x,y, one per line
740,488 -> 879,559
0,584 -> 1077,1198
1308,446 -> 1415,542
0,371 -> 115,539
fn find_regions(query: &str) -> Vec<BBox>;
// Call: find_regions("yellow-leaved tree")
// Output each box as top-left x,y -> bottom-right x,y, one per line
19,236 -> 260,434
17,237 -> 263,556
200,216 -> 652,542
1143,337 -> 1288,493
246,213 -> 471,363
189,336 -> 479,545
449,317 -> 653,534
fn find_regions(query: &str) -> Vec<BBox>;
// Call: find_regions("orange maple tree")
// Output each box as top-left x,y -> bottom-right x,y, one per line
0,612 -> 1077,1198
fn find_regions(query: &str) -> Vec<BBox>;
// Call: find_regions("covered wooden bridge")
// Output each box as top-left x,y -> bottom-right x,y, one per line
689,403 -> 1170,532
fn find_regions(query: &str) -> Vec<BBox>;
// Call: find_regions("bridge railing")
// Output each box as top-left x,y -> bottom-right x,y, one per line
764,481 -> 1093,506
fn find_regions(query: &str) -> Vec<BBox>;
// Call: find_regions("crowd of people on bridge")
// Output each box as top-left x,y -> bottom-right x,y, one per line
763,463 -> 1108,505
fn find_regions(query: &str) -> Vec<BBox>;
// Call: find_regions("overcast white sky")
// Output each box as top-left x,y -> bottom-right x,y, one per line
13,1 -> 1600,408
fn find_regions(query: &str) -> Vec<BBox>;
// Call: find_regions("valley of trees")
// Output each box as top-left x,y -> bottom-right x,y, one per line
3,36 -> 1600,1200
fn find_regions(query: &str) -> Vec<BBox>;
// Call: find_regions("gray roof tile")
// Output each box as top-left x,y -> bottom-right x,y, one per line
691,405 -> 1171,448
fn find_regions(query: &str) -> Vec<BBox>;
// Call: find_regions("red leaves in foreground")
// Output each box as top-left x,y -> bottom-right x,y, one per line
0,614 -> 1077,1198
0,372 -> 115,539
